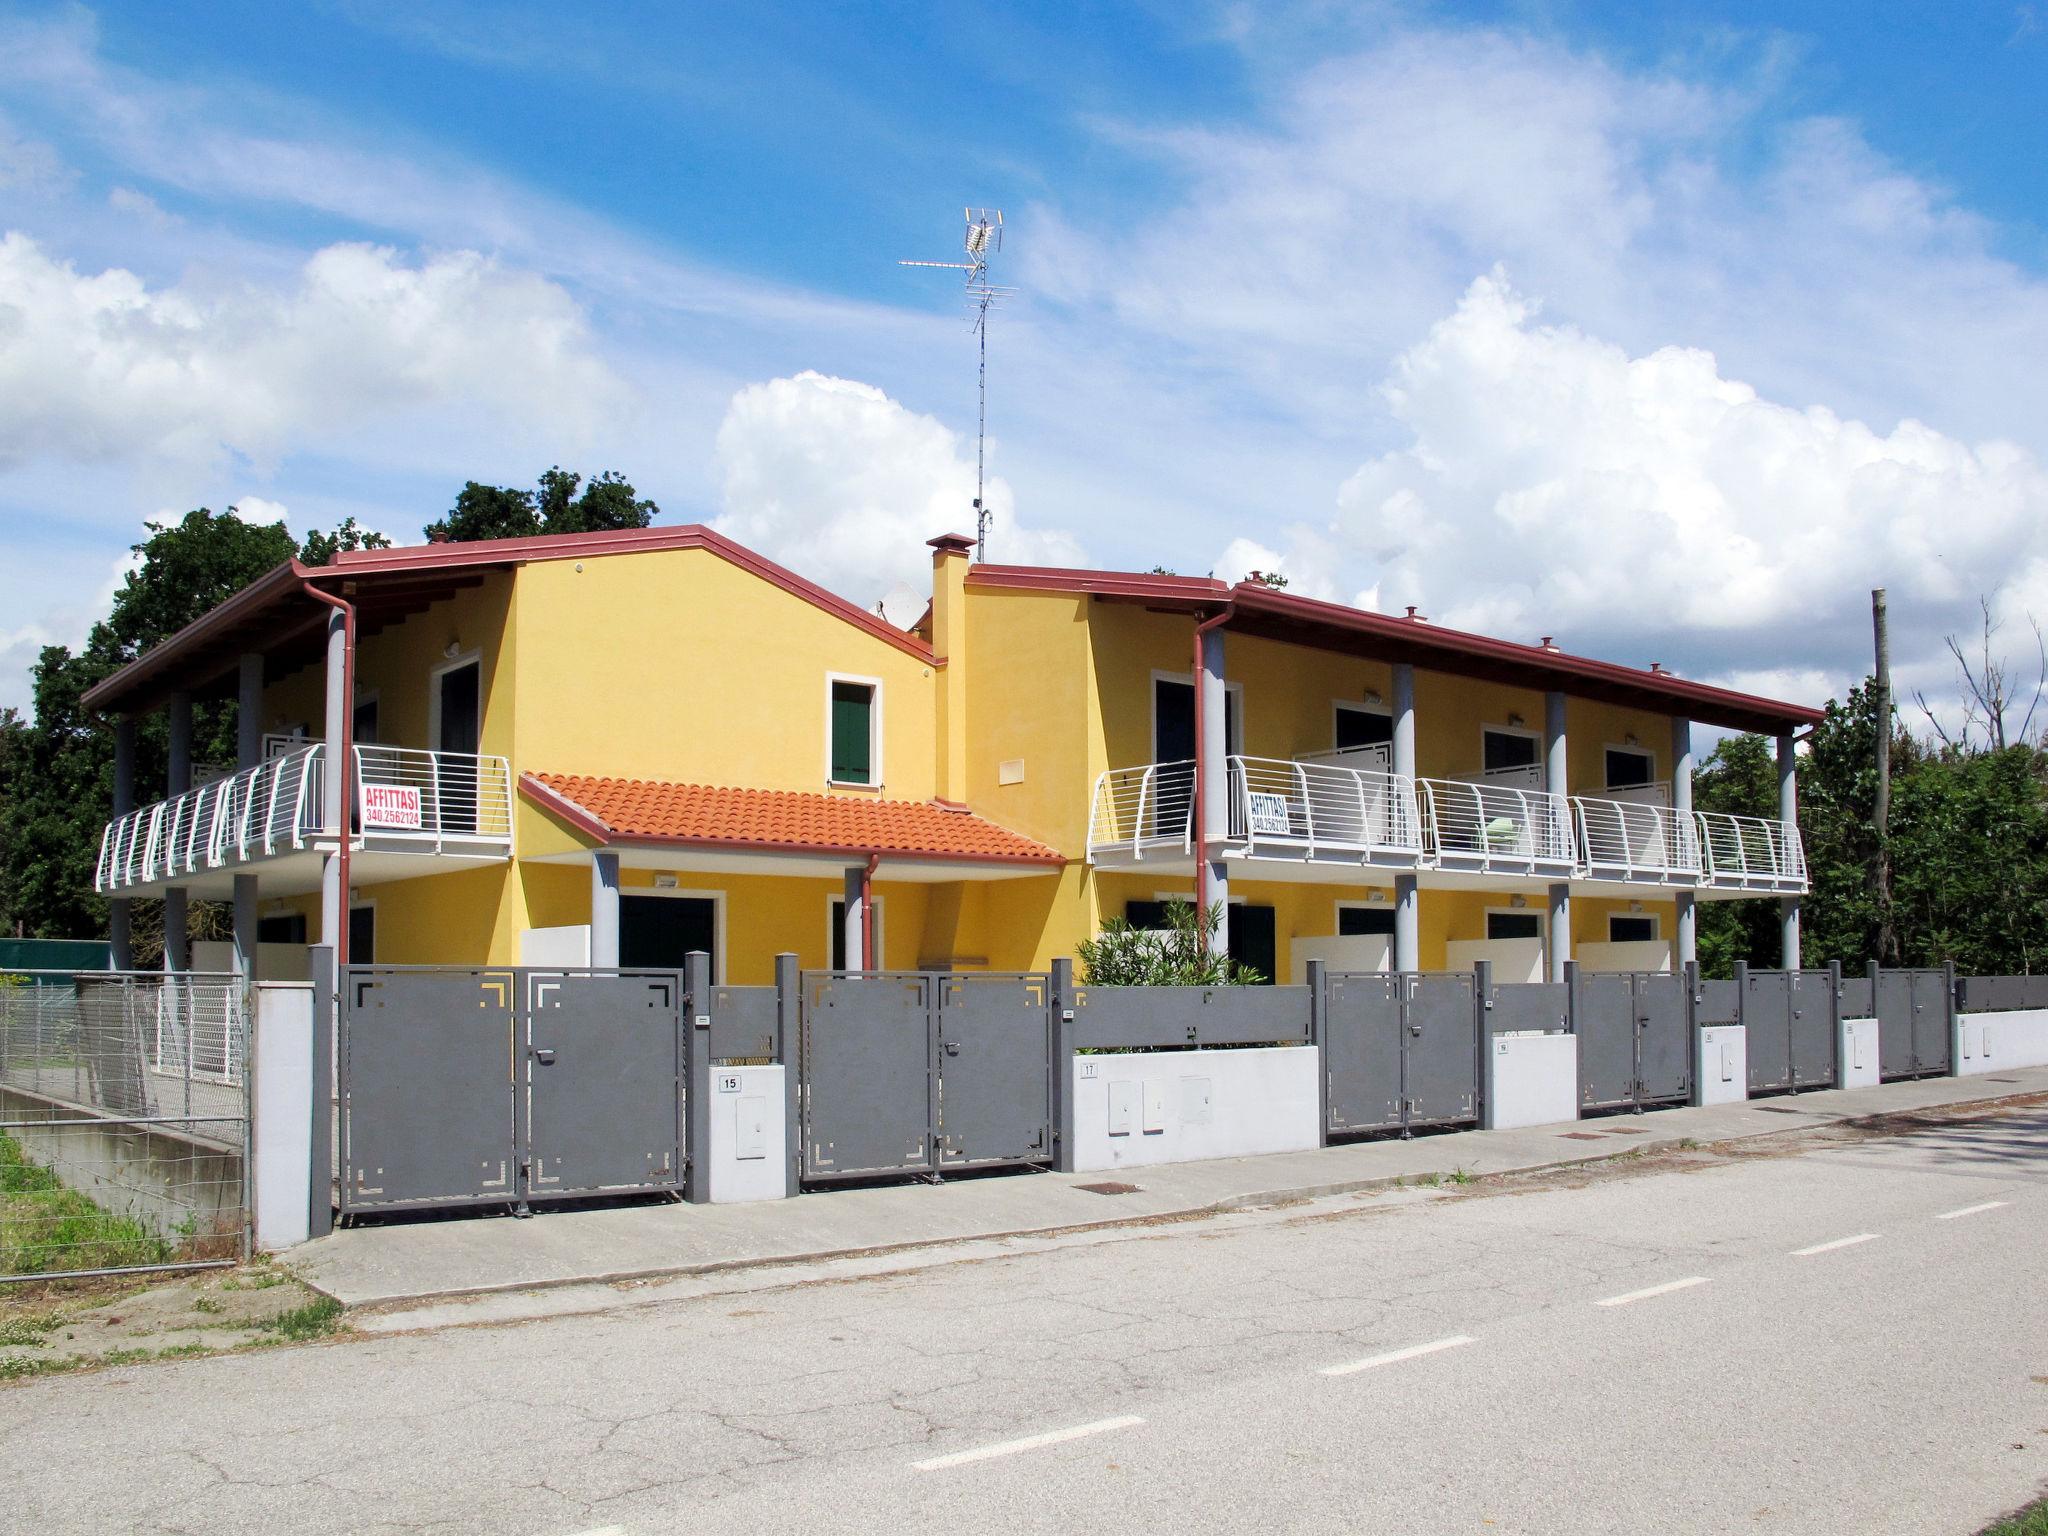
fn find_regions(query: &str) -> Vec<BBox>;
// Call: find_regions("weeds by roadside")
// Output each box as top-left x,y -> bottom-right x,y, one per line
0,1130 -> 177,1276
1981,1495 -> 2048,1535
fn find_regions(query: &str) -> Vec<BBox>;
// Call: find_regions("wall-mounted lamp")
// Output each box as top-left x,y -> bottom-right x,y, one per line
1628,900 -> 1645,914
443,638 -> 463,660
1507,712 -> 1525,728
1363,689 -> 1383,706
1508,894 -> 1528,909
1623,732 -> 1639,747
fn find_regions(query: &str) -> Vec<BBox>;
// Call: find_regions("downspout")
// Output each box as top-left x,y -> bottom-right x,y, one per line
861,852 -> 880,971
1190,600 -> 1234,933
302,581 -> 356,970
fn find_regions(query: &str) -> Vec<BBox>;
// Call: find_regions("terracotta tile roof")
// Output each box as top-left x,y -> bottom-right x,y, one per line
522,773 -> 1064,866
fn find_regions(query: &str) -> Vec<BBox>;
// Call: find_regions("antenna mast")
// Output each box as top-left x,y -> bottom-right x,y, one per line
900,208 -> 1010,561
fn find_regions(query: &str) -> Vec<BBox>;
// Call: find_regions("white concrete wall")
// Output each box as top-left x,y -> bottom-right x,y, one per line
706,1064 -> 789,1202
251,982 -> 314,1251
1956,1008 -> 2048,1075
1696,1025 -> 1747,1106
1484,1032 -> 1578,1130
1573,940 -> 1673,974
1838,1017 -> 1880,1089
520,925 -> 593,967
1070,1047 -> 1320,1173
1445,937 -> 1544,983
1290,934 -> 1391,981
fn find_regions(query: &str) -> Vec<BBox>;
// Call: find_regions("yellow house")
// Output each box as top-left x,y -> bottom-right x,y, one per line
86,525 -> 1820,986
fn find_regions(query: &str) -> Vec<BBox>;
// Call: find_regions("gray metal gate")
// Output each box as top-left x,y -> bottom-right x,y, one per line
799,971 -> 1051,1184
339,966 -> 683,1214
1324,972 -> 1479,1137
1877,968 -> 1952,1080
1573,970 -> 1692,1112
1739,968 -> 1835,1095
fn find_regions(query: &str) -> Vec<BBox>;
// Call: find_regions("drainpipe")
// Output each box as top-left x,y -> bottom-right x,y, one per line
861,852 -> 880,971
302,582 -> 356,970
1191,601 -> 1234,953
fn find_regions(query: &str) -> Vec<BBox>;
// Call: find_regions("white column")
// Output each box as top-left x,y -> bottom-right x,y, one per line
590,851 -> 621,967
1778,733 -> 1801,969
318,609 -> 348,958
163,692 -> 192,972
1672,717 -> 1697,968
1198,626 -> 1230,956
841,866 -> 868,972
110,715 -> 135,969
1392,663 -> 1419,972
1544,690 -> 1570,983
234,653 -> 264,979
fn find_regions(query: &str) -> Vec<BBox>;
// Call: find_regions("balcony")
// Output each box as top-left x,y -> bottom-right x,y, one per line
96,744 -> 513,898
1086,755 -> 1806,895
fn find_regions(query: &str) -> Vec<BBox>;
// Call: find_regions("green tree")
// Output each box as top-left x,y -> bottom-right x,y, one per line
423,467 -> 657,542
298,516 -> 393,567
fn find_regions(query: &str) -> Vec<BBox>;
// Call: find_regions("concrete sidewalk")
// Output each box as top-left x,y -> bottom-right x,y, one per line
291,1067 -> 2048,1313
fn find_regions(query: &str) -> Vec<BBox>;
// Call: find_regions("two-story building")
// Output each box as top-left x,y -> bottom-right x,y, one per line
86,525 -> 1819,985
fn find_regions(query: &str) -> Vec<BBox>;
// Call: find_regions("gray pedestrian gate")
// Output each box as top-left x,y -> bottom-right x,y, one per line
1323,972 -> 1480,1137
798,971 -> 1052,1184
1573,971 -> 1692,1112
1739,968 -> 1836,1095
1876,968 -> 1952,1079
339,967 -> 684,1215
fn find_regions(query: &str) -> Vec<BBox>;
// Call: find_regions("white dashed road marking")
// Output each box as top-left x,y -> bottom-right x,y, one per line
912,1415 -> 1146,1472
1935,1200 -> 2009,1221
1596,1276 -> 1711,1308
1319,1335 -> 1477,1378
1793,1233 -> 1881,1256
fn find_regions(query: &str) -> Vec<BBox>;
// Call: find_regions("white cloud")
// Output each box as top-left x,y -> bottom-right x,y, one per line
0,233 -> 628,472
228,495 -> 289,525
712,371 -> 1085,604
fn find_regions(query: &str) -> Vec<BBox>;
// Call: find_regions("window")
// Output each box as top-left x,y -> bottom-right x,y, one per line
621,894 -> 718,980
829,897 -> 884,970
348,904 -> 377,965
829,679 -> 877,785
1124,900 -> 1175,931
1338,905 -> 1396,937
1609,914 -> 1659,943
1334,703 -> 1393,751
1605,746 -> 1655,789
352,696 -> 379,746
1486,911 -> 1543,941
1482,728 -> 1540,773
257,913 -> 307,946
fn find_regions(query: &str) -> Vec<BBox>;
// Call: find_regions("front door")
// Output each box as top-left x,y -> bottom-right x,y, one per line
619,895 -> 717,981
1228,903 -> 1277,985
1153,678 -> 1242,841
437,662 -> 481,834
348,904 -> 376,965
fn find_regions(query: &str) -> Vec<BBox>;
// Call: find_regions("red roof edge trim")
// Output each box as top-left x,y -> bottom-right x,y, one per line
518,772 -> 614,842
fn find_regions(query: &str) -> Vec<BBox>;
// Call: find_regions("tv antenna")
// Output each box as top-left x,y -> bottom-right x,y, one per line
900,208 -> 1011,561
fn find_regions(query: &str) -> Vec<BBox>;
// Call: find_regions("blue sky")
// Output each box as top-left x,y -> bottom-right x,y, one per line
3,1 -> 2047,724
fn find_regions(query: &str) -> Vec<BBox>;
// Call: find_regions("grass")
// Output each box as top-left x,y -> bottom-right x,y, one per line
257,1296 -> 344,1342
1981,1497 -> 2048,1535
0,1130 -> 177,1276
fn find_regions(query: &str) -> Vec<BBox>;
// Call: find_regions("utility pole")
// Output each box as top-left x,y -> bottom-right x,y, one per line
1873,588 -> 1895,963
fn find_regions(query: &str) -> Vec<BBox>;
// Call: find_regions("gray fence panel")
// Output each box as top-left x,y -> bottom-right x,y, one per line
1786,970 -> 1837,1090
1576,972 -> 1639,1112
800,973 -> 935,1182
523,971 -> 683,1201
1635,973 -> 1692,1104
340,969 -> 517,1212
1745,971 -> 1794,1094
1696,978 -> 1740,1027
1911,970 -> 1952,1074
936,974 -> 1052,1170
1068,985 -> 1312,1049
1838,976 -> 1874,1019
1875,970 -> 1917,1079
1404,974 -> 1479,1129
704,985 -> 778,1061
1490,982 -> 1568,1036
1324,972 -> 1404,1136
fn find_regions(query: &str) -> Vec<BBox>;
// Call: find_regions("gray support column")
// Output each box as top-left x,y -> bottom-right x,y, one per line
1198,625 -> 1230,955
1777,733 -> 1801,970
163,692 -> 193,972
1051,956 -> 1077,1171
110,716 -> 136,969
1392,663 -> 1419,972
589,851 -> 621,967
683,950 -> 712,1203
237,653 -> 264,767
1544,690 -> 1571,982
318,609 -> 348,957
1305,957 -> 1328,1145
841,866 -> 867,972
1672,716 -> 1697,969
232,877 -> 260,979
774,952 -> 801,1192
307,943 -> 335,1240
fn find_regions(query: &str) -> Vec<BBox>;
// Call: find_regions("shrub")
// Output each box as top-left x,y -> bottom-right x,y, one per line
1076,901 -> 1266,986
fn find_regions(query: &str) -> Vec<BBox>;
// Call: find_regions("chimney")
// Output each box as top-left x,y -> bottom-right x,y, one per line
928,533 -> 975,806
1404,606 -> 1427,622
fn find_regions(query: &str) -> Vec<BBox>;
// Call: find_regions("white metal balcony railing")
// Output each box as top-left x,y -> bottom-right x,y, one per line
95,744 -> 513,892
1230,756 -> 1425,862
1087,756 -> 1807,892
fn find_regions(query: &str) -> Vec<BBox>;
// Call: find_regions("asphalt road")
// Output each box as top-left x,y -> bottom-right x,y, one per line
6,1102 -> 2046,1536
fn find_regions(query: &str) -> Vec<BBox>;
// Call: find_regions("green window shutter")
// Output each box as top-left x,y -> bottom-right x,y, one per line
831,682 -> 873,783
